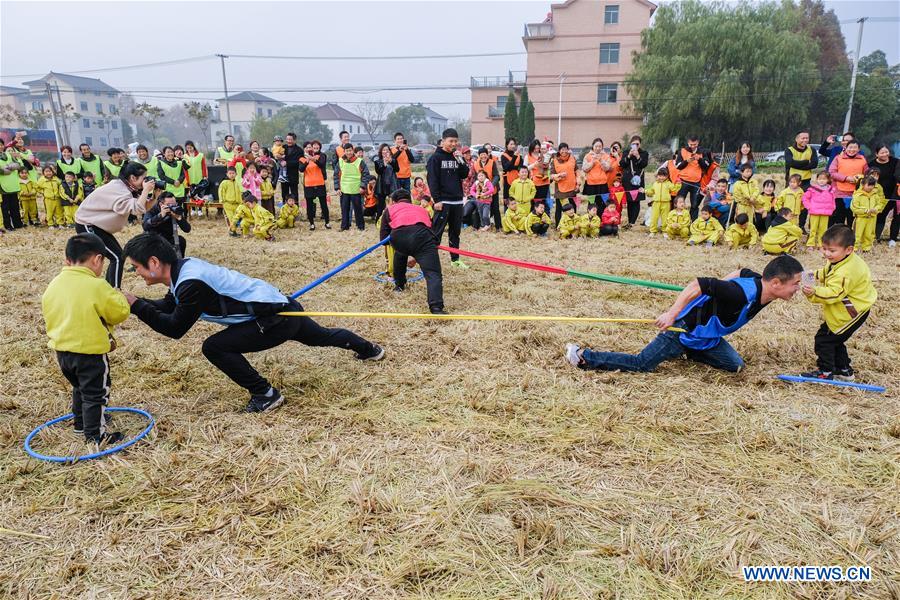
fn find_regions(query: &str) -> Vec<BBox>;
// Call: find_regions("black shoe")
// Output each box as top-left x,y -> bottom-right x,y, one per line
835,367 -> 855,382
801,369 -> 833,380
356,344 -> 385,361
245,388 -> 285,413
309,223 -> 316,231
86,431 -> 125,445
73,425 -> 84,435
430,308 -> 449,315
393,286 -> 405,293
324,223 -> 332,229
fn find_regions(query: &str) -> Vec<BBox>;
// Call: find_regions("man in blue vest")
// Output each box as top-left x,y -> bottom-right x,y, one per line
564,256 -> 803,373
121,233 -> 384,413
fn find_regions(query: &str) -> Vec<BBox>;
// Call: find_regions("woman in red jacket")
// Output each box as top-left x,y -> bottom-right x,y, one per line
828,140 -> 868,227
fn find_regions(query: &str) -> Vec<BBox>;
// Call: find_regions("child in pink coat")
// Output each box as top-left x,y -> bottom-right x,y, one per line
802,171 -> 836,248
241,162 -> 263,201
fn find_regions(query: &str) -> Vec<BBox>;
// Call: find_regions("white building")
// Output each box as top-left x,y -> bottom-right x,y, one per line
211,91 -> 285,142
314,103 -> 366,144
418,104 -> 448,136
12,72 -> 126,151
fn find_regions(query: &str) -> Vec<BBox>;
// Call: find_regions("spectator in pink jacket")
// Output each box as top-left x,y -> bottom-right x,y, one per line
469,170 -> 496,232
802,171 -> 836,248
241,162 -> 262,200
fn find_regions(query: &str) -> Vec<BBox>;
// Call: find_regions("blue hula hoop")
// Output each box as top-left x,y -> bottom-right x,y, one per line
374,268 -> 424,285
24,407 -> 155,464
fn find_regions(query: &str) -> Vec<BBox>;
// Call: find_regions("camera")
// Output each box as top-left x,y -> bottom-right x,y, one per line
145,176 -> 166,190
168,203 -> 184,215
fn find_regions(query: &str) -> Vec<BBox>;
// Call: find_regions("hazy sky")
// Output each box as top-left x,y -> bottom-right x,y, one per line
1,0 -> 897,119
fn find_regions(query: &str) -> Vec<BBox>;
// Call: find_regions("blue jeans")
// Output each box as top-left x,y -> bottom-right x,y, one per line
580,320 -> 745,373
397,178 -> 411,192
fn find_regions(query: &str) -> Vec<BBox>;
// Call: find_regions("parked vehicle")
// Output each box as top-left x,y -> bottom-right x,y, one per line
764,151 -> 785,163
411,143 -> 435,163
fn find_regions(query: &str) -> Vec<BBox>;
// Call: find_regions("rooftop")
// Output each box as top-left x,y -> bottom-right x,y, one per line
315,103 -> 364,122
22,72 -> 120,94
216,91 -> 284,104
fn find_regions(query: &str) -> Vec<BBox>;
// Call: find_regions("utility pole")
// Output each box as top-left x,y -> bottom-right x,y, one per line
44,81 -> 64,152
557,72 -> 566,144
843,17 -> 866,133
216,54 -> 233,138
53,84 -> 70,147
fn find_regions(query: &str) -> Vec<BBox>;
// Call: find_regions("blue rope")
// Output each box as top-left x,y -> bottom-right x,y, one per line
24,407 -> 155,464
373,268 -> 425,284
290,237 -> 391,299
777,375 -> 885,393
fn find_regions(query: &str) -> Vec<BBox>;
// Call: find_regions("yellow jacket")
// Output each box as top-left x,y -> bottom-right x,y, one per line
761,218 -> 802,249
850,188 -> 885,218
59,181 -> 84,207
252,204 -> 275,225
665,209 -> 691,231
260,179 -> 275,199
732,178 -> 760,212
508,178 -> 536,216
808,252 -> 876,334
756,193 -> 776,213
579,214 -> 602,237
37,175 -> 62,201
557,213 -> 580,238
233,203 -> 255,225
18,178 -> 37,201
42,266 -> 130,354
218,179 -> 242,205
525,212 -> 551,236
724,222 -> 759,246
278,203 -> 300,222
501,208 -> 525,233
690,216 -> 724,238
645,180 -> 680,203
775,187 -> 804,216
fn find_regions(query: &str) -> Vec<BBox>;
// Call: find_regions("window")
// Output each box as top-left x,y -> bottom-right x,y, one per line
111,120 -> 118,130
267,108 -> 272,117
82,118 -> 91,129
98,120 -> 105,129
108,92 -> 115,98
100,137 -> 107,146
496,95 -> 508,108
80,101 -> 88,111
257,107 -> 263,116
113,137 -> 121,145
604,4 -> 619,24
85,136 -> 93,145
109,104 -> 117,114
96,102 -> 103,113
597,83 -> 618,104
32,101 -> 44,111
599,43 -> 620,64
94,91 -> 101,97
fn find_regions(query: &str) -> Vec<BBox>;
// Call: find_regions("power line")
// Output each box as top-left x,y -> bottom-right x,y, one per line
0,56 -> 216,79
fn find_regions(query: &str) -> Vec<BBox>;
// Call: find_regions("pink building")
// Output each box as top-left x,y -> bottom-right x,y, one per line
470,0 -> 656,148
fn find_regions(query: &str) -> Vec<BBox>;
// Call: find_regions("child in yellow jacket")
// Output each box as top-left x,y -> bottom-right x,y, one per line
277,196 -> 300,228
644,168 -> 680,234
557,204 -> 580,238
508,167 -> 536,220
724,212 -> 759,249
850,177 -> 885,252
41,233 -> 131,444
36,165 -> 64,228
218,166 -> 242,235
688,205 -> 724,246
579,204 -> 603,237
525,202 -> 551,236
17,167 -> 39,226
233,192 -> 257,236
260,167 -> 275,208
731,164 -> 759,217
59,172 -> 84,227
762,208 -> 803,254
664,196 -> 691,240
251,199 -> 277,241
775,174 -> 804,224
501,199 -> 526,234
756,180 -> 777,230
800,224 -> 876,380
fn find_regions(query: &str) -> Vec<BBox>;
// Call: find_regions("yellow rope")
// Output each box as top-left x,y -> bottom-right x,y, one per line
278,311 -> 685,332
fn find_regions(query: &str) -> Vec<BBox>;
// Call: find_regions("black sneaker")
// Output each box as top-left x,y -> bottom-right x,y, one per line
356,344 -> 385,361
86,431 -> 125,445
324,223 -> 332,229
801,369 -> 833,380
835,368 -> 855,382
73,425 -> 84,435
430,308 -> 449,315
309,223 -> 316,231
245,388 -> 285,413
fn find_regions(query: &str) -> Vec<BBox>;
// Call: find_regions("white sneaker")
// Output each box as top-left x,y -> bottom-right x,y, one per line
564,343 -> 582,368
662,233 -> 669,240
889,240 -> 896,248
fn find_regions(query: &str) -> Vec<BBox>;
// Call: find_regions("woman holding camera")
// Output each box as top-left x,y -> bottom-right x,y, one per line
143,191 -> 191,258
620,135 -> 649,226
75,161 -> 157,288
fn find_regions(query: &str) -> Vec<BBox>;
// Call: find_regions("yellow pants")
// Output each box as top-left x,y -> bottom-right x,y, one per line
649,200 -> 670,233
20,198 -> 38,222
63,205 -> 77,225
665,224 -> 690,239
222,202 -> 239,232
241,218 -> 255,236
689,231 -> 721,244
735,202 -> 753,217
385,245 -> 395,277
44,199 -> 64,226
854,216 -> 875,251
724,231 -> 752,249
276,216 -> 296,229
806,215 -> 829,247
762,240 -> 797,254
253,222 -> 275,239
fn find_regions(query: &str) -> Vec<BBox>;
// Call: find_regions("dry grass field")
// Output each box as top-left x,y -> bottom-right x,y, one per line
1,213 -> 898,599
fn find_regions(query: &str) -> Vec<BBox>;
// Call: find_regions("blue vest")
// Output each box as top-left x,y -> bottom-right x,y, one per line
172,258 -> 288,326
677,277 -> 758,351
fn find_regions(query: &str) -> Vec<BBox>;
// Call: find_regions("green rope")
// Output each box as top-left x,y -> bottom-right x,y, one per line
566,269 -> 685,292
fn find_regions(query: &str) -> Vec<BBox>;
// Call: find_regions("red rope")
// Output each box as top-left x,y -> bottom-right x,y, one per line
437,245 -> 568,275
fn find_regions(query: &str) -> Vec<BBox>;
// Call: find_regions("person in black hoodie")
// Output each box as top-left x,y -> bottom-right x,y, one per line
426,128 -> 470,268
280,133 -> 303,201
143,191 -> 191,258
619,135 -> 649,226
373,143 -> 399,221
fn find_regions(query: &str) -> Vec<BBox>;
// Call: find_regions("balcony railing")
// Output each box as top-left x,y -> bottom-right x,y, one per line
470,71 -> 527,89
524,22 -> 554,39
488,105 -> 505,118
